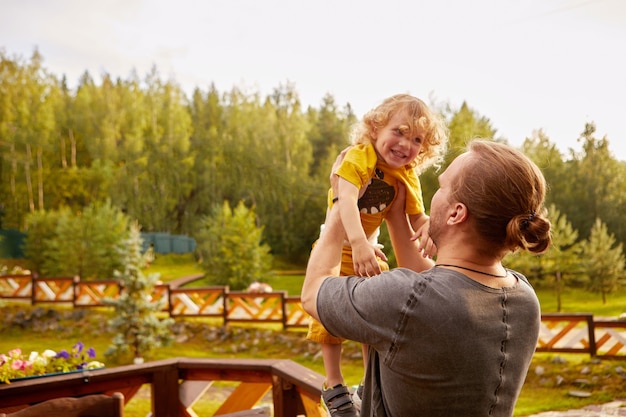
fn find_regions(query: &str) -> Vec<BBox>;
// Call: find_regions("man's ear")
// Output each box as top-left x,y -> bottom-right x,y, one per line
447,202 -> 468,225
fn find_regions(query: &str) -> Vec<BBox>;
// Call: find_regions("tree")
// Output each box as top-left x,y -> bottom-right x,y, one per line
561,123 -> 624,243
24,201 -> 129,279
105,222 -> 173,362
306,93 -> 355,176
195,200 -> 273,290
22,208 -> 64,276
580,218 -> 625,304
179,85 -> 225,235
539,205 -> 582,311
521,129 -> 568,210
128,70 -> 193,232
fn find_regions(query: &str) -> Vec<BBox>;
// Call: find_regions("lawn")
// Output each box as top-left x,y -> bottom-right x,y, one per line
143,253 -> 204,282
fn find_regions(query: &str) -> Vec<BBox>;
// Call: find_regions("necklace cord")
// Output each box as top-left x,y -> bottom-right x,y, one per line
436,264 -> 508,278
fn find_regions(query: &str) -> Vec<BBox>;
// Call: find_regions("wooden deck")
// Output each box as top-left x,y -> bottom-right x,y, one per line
0,358 -> 326,417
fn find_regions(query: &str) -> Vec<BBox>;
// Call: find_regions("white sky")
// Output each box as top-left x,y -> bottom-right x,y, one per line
2,0 -> 626,160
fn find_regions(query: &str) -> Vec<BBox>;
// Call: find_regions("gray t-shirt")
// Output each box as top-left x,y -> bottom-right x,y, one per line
317,266 -> 540,417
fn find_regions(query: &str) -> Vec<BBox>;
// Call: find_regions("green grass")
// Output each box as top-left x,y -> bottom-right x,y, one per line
534,286 -> 626,317
265,274 -> 305,297
143,253 -> 204,282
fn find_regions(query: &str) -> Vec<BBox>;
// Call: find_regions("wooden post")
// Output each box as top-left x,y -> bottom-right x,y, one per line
151,363 -> 180,417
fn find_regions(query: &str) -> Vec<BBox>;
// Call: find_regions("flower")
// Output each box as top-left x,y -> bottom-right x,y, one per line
0,342 -> 105,384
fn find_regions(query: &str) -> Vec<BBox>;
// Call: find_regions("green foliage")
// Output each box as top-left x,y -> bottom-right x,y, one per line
23,209 -> 63,274
23,201 -> 129,279
540,205 -> 583,310
2,50 -> 626,288
195,201 -> 273,290
580,218 -> 625,304
105,222 -> 174,361
556,124 -> 626,245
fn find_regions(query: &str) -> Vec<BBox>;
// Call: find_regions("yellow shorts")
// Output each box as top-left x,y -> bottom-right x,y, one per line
306,244 -> 389,344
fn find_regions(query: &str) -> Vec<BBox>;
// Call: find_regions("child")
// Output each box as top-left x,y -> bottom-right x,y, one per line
307,94 -> 448,417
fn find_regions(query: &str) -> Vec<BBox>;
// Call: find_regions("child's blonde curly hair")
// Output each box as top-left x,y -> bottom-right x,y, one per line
350,94 -> 448,174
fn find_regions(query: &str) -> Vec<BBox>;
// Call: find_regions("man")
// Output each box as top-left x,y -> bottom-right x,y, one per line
302,140 -> 552,417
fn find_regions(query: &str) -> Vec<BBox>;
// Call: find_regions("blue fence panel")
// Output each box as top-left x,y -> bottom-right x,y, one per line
0,230 -> 26,259
0,230 -> 195,258
141,233 -> 196,254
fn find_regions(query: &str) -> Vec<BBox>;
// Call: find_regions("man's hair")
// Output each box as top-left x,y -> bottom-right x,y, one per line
453,140 -> 551,256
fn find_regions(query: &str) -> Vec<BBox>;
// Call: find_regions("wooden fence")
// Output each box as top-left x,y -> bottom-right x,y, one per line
0,274 -> 309,329
1,275 -> 625,358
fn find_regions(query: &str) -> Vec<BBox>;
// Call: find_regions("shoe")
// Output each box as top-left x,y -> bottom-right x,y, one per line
321,383 -> 358,417
352,382 -> 364,413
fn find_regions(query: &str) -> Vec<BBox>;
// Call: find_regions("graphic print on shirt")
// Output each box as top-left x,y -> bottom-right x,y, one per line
358,168 -> 395,214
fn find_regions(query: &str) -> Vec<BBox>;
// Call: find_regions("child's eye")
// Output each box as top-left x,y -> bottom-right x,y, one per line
414,137 -> 423,144
394,128 -> 402,135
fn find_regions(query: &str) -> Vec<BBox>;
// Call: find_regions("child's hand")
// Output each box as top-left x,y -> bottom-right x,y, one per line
352,240 -> 387,277
412,220 -> 437,258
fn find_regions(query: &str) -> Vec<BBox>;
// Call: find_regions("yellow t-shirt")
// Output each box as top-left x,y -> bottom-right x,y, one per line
330,143 -> 425,237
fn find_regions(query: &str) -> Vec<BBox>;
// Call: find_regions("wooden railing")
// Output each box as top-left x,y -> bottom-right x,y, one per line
0,275 -> 309,330
537,313 -> 626,359
0,358 -> 326,417
1,275 -> 625,358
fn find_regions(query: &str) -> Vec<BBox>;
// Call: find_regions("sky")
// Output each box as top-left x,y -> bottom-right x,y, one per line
2,0 -> 626,160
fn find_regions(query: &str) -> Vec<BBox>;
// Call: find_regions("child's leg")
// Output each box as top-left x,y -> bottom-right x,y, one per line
322,342 -> 344,387
360,344 -> 368,369
320,342 -> 357,417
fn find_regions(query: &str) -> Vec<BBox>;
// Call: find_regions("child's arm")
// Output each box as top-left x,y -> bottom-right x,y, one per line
409,213 -> 437,258
336,177 -> 386,276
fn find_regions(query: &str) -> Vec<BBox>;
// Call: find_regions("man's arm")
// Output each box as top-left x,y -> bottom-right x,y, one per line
386,185 -> 435,272
301,204 -> 344,322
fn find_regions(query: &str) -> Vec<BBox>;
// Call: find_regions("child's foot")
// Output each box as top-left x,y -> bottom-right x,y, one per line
321,383 -> 358,417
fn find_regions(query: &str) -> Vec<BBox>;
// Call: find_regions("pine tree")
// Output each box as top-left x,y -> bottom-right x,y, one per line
105,221 -> 173,363
581,218 -> 625,304
196,200 -> 273,290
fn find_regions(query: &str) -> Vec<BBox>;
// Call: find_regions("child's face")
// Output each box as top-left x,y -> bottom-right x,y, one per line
372,112 -> 423,168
